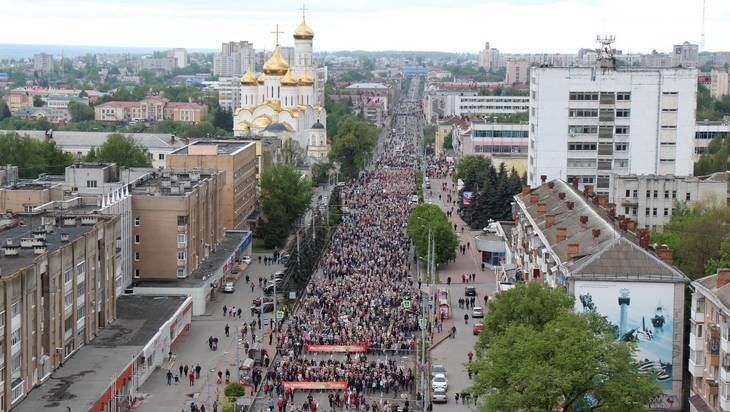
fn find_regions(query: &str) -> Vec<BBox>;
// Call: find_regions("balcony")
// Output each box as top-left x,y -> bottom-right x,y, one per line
692,310 -> 705,323
689,357 -> 705,377
690,333 -> 705,351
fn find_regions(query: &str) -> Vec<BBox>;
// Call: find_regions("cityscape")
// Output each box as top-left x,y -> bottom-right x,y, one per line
0,1 -> 729,412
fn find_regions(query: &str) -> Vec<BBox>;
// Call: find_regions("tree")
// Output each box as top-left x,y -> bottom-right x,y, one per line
694,134 -> 729,175
258,164 -> 314,248
442,132 -> 452,150
281,138 -> 304,166
407,204 -> 458,264
0,102 -> 10,121
706,238 -> 730,276
32,95 -> 44,107
88,133 -> 152,167
68,101 -> 95,122
471,282 -> 661,411
329,117 -> 378,180
455,155 -> 491,190
0,132 -> 74,178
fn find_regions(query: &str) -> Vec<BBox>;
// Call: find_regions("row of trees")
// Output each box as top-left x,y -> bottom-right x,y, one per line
257,164 -> 314,248
652,201 -> 730,278
455,156 -> 525,229
471,282 -> 661,411
0,132 -> 74,178
406,204 -> 458,265
83,133 -> 152,167
697,85 -> 730,121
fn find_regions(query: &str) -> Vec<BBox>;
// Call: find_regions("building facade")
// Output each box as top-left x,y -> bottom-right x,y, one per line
213,41 -> 255,77
424,90 -> 529,123
672,41 -> 699,68
695,120 -> 730,158
452,120 -> 529,175
504,59 -> 529,86
0,212 -> 118,410
478,42 -> 501,71
166,141 -> 257,231
216,77 -> 241,111
612,173 -> 728,231
169,48 -> 188,69
711,70 -> 729,99
95,98 -> 207,124
528,65 -> 698,196
32,53 -> 53,75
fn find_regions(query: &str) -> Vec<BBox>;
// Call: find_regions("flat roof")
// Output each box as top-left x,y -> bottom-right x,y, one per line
171,140 -> 256,156
0,215 -> 98,276
129,169 -> 220,197
15,295 -> 188,412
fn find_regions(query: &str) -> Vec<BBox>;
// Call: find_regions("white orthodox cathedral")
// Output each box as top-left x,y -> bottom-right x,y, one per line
233,16 -> 328,161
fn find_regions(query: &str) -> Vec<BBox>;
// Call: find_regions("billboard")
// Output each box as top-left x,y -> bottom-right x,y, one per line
463,191 -> 473,205
573,281 -> 674,389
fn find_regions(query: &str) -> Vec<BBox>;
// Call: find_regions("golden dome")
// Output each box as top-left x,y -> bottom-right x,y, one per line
240,68 -> 257,85
252,115 -> 272,128
293,19 -> 314,40
237,121 -> 250,130
263,46 -> 289,76
281,70 -> 298,87
298,68 -> 314,86
265,99 -> 282,111
257,73 -> 265,84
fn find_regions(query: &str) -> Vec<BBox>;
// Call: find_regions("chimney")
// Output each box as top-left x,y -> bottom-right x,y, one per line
170,134 -> 176,143
598,195 -> 608,206
540,175 -> 547,184
556,227 -> 567,242
521,185 -> 531,195
566,201 -> 575,210
580,215 -> 588,225
567,243 -> 579,260
547,181 -> 555,189
545,214 -> 556,228
656,246 -> 673,265
592,228 -> 601,238
558,192 -> 566,200
537,202 -> 546,214
530,193 -> 539,204
718,268 -> 730,289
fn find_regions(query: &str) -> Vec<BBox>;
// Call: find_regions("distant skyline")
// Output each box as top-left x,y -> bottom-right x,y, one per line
3,0 -> 730,54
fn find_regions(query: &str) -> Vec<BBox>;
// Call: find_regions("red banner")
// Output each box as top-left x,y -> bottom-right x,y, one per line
304,344 -> 369,353
282,381 -> 348,390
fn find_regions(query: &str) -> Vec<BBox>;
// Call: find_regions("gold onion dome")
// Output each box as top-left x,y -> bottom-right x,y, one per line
298,69 -> 314,86
281,70 -> 299,86
257,73 -> 265,84
263,46 -> 289,76
293,19 -> 314,40
240,68 -> 257,85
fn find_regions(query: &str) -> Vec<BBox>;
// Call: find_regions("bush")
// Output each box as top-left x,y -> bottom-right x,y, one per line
224,383 -> 246,398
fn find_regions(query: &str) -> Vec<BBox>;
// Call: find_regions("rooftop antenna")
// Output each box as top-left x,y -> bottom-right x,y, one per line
596,35 -> 617,71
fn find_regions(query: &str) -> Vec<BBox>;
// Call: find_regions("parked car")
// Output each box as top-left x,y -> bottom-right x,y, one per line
250,302 -> 274,314
252,296 -> 273,306
431,374 -> 448,391
472,306 -> 484,319
431,388 -> 447,403
431,364 -> 446,378
465,286 -> 477,297
222,281 -> 235,293
271,270 -> 285,279
473,322 -> 483,335
241,255 -> 252,264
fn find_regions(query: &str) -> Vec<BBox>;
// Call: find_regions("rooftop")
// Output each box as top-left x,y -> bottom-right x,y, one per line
15,295 -> 188,412
130,168 -> 221,197
171,140 -> 256,156
345,83 -> 389,89
166,102 -> 207,110
16,130 -> 188,151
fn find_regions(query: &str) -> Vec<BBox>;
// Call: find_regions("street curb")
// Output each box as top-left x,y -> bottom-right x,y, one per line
429,332 -> 451,351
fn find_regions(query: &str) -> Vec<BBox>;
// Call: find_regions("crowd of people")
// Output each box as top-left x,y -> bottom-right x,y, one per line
258,94 -> 425,412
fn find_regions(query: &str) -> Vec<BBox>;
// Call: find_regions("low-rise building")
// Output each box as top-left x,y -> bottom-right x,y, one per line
452,119 -> 529,174
696,120 -> 730,158
504,179 -> 688,407
163,102 -> 208,123
2,92 -> 33,113
688,268 -> 730,412
130,169 -> 224,281
710,70 -> 729,99
167,141 -> 258,231
612,173 -> 729,231
0,211 -> 119,410
95,97 -> 207,124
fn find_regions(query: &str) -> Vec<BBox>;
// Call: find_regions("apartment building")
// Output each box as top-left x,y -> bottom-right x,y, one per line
612,173 -> 728,231
528,65 -> 698,196
0,212 -> 118,410
213,41 -> 255,77
424,90 -> 529,123
2,92 -> 33,113
216,77 -> 241,111
505,59 -> 529,85
452,119 -> 529,174
688,269 -> 730,411
711,70 -> 729,99
478,42 -> 501,71
94,97 -> 207,124
672,41 -> 699,68
167,141 -> 257,231
32,53 -> 53,75
506,179 -> 687,407
169,48 -> 188,69
696,120 -> 730,158
131,169 -> 224,280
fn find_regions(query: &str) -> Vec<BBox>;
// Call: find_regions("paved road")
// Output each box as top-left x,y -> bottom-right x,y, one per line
137,255 -> 286,411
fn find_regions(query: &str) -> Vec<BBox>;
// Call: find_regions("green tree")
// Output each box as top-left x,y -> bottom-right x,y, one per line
442,132 -> 452,150
706,238 -> 730,275
163,85 -> 202,102
32,95 -> 44,107
90,133 -> 152,167
0,132 -> 74,178
208,106 -> 233,132
281,138 -> 304,166
471,282 -> 661,411
694,134 -> 729,175
0,102 -> 11,121
455,155 -> 491,190
68,101 -> 95,122
407,204 -> 458,265
258,164 -> 314,248
329,117 -> 378,180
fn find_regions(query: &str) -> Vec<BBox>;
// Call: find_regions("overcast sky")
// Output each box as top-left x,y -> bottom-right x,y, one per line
3,0 -> 729,53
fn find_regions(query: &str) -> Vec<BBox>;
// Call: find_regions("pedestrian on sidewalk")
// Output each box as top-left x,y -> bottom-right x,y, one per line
179,365 -> 184,378
195,364 -> 201,379
464,313 -> 469,324
166,370 -> 173,385
237,308 -> 242,318
184,365 -> 189,377
188,371 -> 195,386
225,324 -> 230,337
222,305 -> 227,317
467,351 -> 474,362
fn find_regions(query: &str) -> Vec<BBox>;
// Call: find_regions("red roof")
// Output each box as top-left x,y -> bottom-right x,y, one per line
97,101 -> 141,109
166,102 -> 207,110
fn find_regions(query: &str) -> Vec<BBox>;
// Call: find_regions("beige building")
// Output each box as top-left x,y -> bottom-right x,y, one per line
505,59 -> 529,85
167,141 -> 257,230
0,212 -> 118,409
689,268 -> 730,411
711,70 -> 729,99
2,92 -> 33,113
0,182 -> 63,213
131,169 -> 224,281
95,97 -> 207,124
164,102 -> 209,123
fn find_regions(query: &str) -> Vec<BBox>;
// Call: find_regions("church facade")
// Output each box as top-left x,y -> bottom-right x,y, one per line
233,17 -> 328,161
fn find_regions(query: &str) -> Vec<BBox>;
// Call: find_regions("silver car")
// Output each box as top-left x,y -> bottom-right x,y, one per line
431,388 -> 447,403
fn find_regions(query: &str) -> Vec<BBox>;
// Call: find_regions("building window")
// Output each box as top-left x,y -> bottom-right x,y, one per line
135,235 -> 140,244
664,190 -> 669,199
645,208 -> 650,216
176,268 -> 186,278
158,153 -> 165,160
624,207 -> 630,215
135,269 -> 140,278
653,208 -> 657,216
177,251 -> 186,261
615,126 -> 629,135
177,216 -> 188,225
646,190 -> 651,198
632,190 -> 637,198
672,190 -> 677,199
632,207 -> 637,216
135,252 -> 140,261
625,190 -> 631,198
11,301 -> 19,318
0,311 -> 5,329
76,281 -> 85,297
76,306 -> 85,321
134,216 -> 140,226
64,291 -> 72,309
64,268 -> 73,284
664,208 -> 669,216
86,180 -> 97,188
616,109 -> 630,117
686,192 -> 691,201
10,330 -> 20,347
615,143 -> 628,151
176,234 -> 186,244
616,92 -> 631,101
567,143 -> 597,151
653,190 -> 658,198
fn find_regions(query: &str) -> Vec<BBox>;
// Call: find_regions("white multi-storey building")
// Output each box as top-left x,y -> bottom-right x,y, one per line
424,90 -> 529,123
695,120 -> 730,158
213,41 -> 255,77
216,77 -> 241,111
528,64 -> 698,197
169,48 -> 188,68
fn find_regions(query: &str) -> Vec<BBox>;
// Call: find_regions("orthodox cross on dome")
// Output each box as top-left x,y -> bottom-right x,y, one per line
271,24 -> 284,46
299,3 -> 308,20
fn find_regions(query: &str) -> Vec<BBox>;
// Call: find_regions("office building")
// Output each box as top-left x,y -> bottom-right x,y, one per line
478,42 -> 501,71
505,180 -> 687,408
94,98 -> 208,124
167,141 -> 257,231
452,119 -> 529,174
528,62 -> 697,196
695,120 -> 730,158
711,70 -> 729,99
169,48 -> 188,69
131,169 -> 224,280
612,173 -> 729,231
424,90 -> 529,123
504,59 -> 529,86
216,77 -> 241,111
688,269 -> 730,411
672,41 -> 699,68
33,53 -> 53,75
0,211 -> 119,409
213,41 -> 255,77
